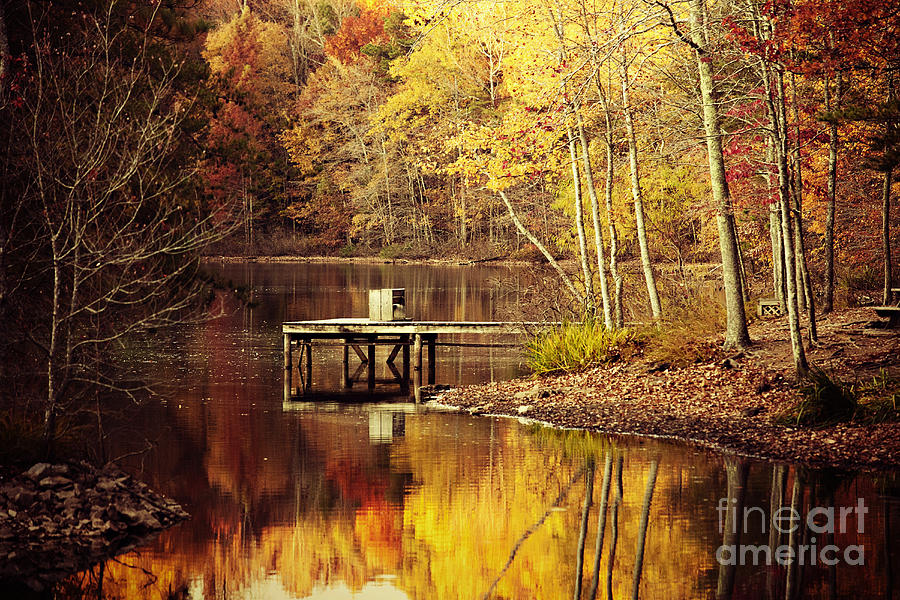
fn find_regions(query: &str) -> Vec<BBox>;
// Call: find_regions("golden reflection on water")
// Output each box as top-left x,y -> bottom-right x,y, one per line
57,263 -> 899,599
74,405 -> 899,599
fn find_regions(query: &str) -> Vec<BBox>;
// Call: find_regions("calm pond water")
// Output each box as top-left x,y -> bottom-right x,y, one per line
55,262 -> 899,598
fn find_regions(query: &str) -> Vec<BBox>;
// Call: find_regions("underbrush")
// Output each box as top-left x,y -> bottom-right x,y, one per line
526,320 -> 637,376
774,369 -> 900,427
644,292 -> 727,367
0,413 -> 82,466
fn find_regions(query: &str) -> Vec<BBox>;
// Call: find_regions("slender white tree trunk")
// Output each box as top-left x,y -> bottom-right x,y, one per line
620,59 -> 661,320
567,123 -> 596,315
575,109 -> 613,328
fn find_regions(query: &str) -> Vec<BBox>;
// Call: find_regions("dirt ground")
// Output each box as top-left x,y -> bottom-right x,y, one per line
433,307 -> 900,471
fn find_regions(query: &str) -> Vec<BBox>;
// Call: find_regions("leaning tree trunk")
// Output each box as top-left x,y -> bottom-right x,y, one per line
688,0 -> 751,349
498,190 -> 585,304
620,59 -> 662,320
587,453 -> 613,600
766,139 -> 787,309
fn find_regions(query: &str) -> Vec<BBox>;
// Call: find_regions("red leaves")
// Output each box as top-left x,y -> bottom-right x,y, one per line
324,9 -> 388,65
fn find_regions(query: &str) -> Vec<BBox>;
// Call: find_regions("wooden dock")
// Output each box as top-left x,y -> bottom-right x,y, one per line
282,319 -> 550,402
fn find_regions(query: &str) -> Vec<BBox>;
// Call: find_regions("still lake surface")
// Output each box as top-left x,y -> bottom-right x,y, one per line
80,261 -> 898,599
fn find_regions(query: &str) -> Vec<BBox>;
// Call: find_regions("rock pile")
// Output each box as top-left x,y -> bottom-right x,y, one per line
0,461 -> 189,591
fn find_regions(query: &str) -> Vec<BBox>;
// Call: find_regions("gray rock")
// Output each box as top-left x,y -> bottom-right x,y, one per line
24,463 -> 52,481
38,476 -> 72,489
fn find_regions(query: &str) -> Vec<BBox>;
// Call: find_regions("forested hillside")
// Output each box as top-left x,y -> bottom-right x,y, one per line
185,0 -> 895,288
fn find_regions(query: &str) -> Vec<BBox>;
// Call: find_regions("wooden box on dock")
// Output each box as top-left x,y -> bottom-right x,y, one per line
368,288 -> 406,321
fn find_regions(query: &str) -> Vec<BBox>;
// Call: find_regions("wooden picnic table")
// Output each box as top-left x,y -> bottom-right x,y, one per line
873,288 -> 900,327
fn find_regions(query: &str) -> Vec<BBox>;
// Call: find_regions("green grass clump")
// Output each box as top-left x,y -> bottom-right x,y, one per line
775,368 -> 857,427
526,321 -> 635,376
774,369 -> 900,427
855,370 -> 900,423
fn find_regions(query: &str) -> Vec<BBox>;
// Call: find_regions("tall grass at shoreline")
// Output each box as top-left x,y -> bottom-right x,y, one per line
526,321 -> 635,376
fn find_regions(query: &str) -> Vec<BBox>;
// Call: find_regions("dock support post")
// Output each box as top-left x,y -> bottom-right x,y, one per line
367,340 -> 376,393
283,334 -> 292,401
304,340 -> 312,391
401,334 -> 410,394
342,340 -> 351,389
413,333 -> 422,402
427,335 -> 436,385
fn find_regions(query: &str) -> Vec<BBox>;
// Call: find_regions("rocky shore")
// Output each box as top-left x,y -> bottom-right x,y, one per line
0,461 -> 188,591
431,311 -> 900,472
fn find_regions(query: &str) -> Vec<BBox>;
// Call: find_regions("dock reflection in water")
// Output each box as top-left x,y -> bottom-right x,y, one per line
50,262 -> 898,599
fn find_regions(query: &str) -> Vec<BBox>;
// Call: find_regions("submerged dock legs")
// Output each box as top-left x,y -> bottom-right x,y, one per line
283,334 -> 292,400
284,332 -> 436,401
413,334 -> 423,402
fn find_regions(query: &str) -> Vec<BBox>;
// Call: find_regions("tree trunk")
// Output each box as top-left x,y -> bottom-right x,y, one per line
620,60 -> 662,320
883,169 -> 894,305
498,190 -> 585,304
597,85 -> 625,328
823,72 -> 841,313
770,203 -> 785,307
606,456 -> 623,600
567,123 -> 596,315
732,217 -> 750,302
776,70 -> 810,377
688,0 -> 751,349
767,464 -> 788,598
790,74 -> 818,343
883,73 -> 895,306
785,472 -> 804,600
575,109 -> 614,328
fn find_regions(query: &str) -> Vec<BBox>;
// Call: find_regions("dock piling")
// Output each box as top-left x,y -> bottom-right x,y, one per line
367,341 -> 376,393
342,341 -> 350,389
304,340 -> 312,391
401,334 -> 410,394
413,333 -> 423,402
426,335 -> 436,385
283,334 -> 292,401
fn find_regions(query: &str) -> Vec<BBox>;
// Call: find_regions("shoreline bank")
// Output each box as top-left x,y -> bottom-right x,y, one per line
201,254 -> 541,267
432,306 -> 900,472
431,359 -> 900,471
